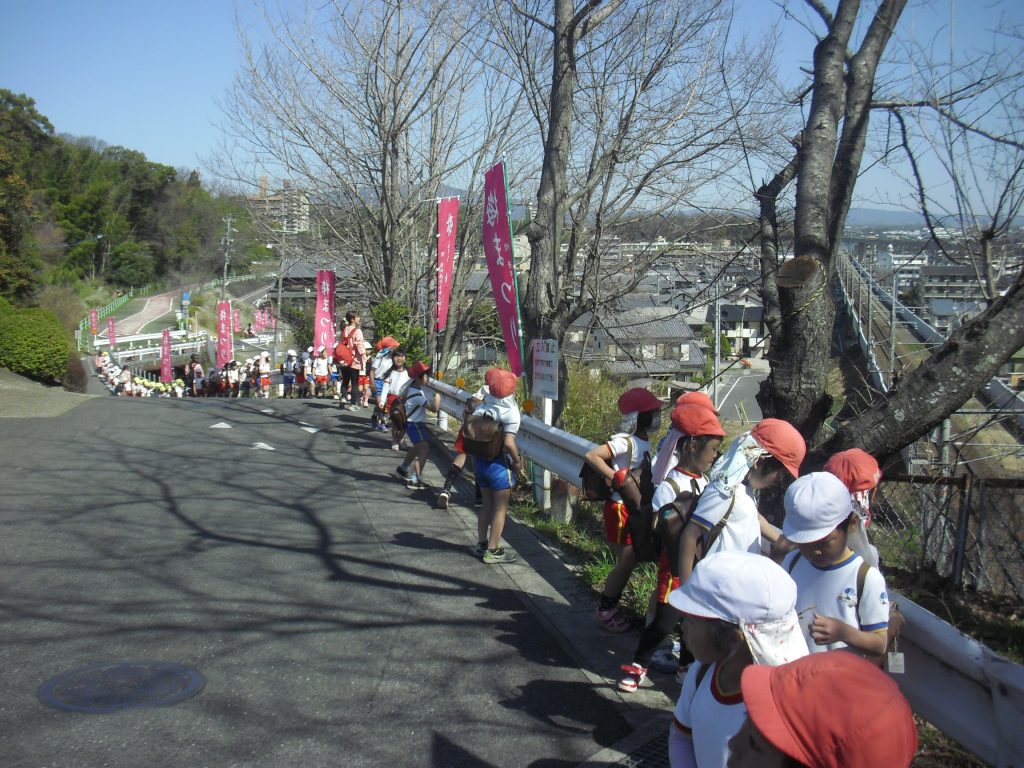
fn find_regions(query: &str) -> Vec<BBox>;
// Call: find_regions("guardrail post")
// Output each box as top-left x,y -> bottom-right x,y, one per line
952,474 -> 973,588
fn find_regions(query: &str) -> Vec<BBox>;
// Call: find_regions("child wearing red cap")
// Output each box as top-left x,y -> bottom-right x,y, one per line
780,472 -> 890,660
472,368 -> 523,564
679,418 -> 805,573
665,552 -> 808,768
587,387 -> 664,632
618,404 -> 725,692
729,652 -> 917,768
395,362 -> 441,490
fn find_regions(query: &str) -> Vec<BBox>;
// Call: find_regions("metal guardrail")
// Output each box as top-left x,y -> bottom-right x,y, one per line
425,375 -> 1024,767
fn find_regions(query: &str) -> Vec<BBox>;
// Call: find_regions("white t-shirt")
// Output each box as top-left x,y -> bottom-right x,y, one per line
403,386 -> 429,423
372,349 -> 394,380
312,356 -> 330,377
782,549 -> 890,654
689,483 -> 761,556
475,393 -> 521,435
651,470 -> 707,513
674,662 -> 747,768
381,368 -> 410,401
604,434 -> 652,503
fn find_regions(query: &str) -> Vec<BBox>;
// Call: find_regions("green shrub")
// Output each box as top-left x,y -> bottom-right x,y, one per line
0,307 -> 69,382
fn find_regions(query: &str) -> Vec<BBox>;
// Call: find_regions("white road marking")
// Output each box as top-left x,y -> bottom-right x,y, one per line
252,442 -> 275,450
260,408 -> 274,414
300,426 -> 319,434
210,422 -> 232,429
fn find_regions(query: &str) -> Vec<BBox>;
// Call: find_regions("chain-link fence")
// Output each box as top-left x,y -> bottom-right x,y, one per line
872,473 -> 1024,601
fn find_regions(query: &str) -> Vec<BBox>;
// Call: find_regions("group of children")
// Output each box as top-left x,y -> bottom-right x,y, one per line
582,387 -> 917,768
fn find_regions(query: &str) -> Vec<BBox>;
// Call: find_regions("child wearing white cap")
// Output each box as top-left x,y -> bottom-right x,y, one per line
666,551 -> 808,768
780,472 -> 890,660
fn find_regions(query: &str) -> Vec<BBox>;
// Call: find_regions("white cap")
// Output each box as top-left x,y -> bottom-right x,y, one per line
261,351 -> 270,358
669,551 -> 797,626
317,345 -> 325,353
782,471 -> 853,543
307,346 -> 314,353
287,349 -> 297,357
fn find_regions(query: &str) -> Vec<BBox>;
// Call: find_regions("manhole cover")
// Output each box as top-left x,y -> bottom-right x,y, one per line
38,661 -> 205,714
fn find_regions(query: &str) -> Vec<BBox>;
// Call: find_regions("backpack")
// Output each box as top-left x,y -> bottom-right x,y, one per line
334,339 -> 354,367
650,475 -> 702,572
787,553 -> 905,667
579,436 -> 649,504
292,360 -> 303,376
462,410 -> 506,460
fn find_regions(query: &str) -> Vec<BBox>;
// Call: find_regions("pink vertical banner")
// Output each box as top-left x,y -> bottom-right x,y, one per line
233,310 -> 241,336
107,317 -> 117,350
314,270 -> 336,352
435,196 -> 459,332
160,329 -> 173,383
270,309 -> 277,330
482,161 -> 524,375
89,309 -> 99,335
216,301 -> 233,367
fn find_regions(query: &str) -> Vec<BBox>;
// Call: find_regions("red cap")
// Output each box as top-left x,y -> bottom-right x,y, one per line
408,361 -> 431,379
669,404 -> 725,438
375,336 -> 400,351
751,418 -> 806,478
485,367 -> 518,398
824,448 -> 882,492
617,387 -> 662,414
674,391 -> 718,415
741,653 -> 918,768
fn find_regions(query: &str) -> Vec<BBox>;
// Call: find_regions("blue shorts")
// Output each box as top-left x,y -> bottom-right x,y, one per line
406,422 -> 428,445
475,453 -> 514,491
374,378 -> 384,399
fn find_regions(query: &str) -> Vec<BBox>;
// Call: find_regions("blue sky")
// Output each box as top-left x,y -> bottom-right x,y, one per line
2,0 -> 1021,208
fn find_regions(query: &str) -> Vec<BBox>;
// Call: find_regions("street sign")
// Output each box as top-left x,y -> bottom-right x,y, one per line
532,339 -> 559,401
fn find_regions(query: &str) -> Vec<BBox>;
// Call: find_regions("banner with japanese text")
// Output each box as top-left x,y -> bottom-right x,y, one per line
89,309 -> 99,335
482,162 -> 524,375
216,301 -> 233,367
233,309 -> 241,336
106,317 -> 117,350
161,329 -> 173,383
314,270 -> 336,353
435,196 -> 459,332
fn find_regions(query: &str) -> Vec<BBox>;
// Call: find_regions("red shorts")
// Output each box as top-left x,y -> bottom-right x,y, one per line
602,500 -> 631,546
296,373 -> 306,383
454,427 -> 465,454
315,375 -> 328,385
260,376 -> 270,387
358,375 -> 369,387
655,550 -> 679,605
385,394 -> 400,410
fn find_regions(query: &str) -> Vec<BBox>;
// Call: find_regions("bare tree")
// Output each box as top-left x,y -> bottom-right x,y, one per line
481,0 -> 773,413
753,0 -> 1024,466
214,0 -> 524,328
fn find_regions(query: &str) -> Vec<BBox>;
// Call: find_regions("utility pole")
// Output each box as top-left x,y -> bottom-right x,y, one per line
221,215 -> 236,300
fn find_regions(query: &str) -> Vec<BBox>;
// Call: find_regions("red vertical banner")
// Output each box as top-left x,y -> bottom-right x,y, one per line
314,270 -> 336,352
233,309 -> 241,336
89,309 -> 99,335
435,196 -> 459,332
160,329 -> 173,383
482,161 -> 524,376
216,301 -> 233,367
107,317 -> 117,351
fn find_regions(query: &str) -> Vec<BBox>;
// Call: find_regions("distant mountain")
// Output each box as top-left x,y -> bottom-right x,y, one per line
844,208 -> 927,229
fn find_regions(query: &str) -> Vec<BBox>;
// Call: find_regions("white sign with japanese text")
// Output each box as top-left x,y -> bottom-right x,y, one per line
532,339 -> 559,401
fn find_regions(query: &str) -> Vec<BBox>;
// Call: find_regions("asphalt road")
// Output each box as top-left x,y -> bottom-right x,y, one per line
0,395 -> 642,768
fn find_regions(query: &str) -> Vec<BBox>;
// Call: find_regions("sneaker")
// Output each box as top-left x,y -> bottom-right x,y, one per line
396,465 -> 410,478
649,646 -> 679,673
406,477 -> 426,490
391,443 -> 401,451
378,423 -> 389,432
473,541 -> 488,557
482,546 -> 517,564
595,607 -> 630,634
617,663 -> 648,692
436,490 -> 450,509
